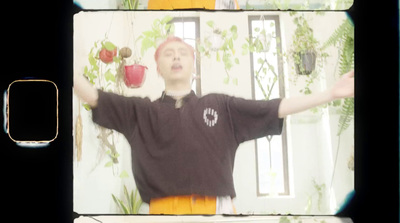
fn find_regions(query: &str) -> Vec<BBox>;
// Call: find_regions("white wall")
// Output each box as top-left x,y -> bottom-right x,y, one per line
73,11 -> 353,215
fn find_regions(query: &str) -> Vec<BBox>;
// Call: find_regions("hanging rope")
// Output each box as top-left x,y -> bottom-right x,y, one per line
75,98 -> 82,162
105,11 -> 115,39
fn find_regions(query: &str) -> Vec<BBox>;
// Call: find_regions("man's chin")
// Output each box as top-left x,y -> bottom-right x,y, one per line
164,75 -> 192,83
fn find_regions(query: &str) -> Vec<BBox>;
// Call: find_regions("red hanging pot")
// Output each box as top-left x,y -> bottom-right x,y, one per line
124,64 -> 148,88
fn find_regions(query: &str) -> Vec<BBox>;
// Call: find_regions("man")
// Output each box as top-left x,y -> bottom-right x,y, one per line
74,36 -> 354,214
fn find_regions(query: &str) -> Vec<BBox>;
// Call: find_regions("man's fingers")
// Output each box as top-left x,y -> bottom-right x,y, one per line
343,70 -> 354,78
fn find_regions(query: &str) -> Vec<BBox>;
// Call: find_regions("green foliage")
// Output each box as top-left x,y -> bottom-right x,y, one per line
137,16 -> 174,56
198,21 -> 239,85
122,0 -> 140,9
322,18 -> 354,76
337,98 -> 354,136
242,26 -> 273,55
288,13 -> 328,96
82,38 -> 122,165
322,18 -> 354,135
102,41 -> 116,51
279,216 -> 291,223
305,179 -> 326,214
290,14 -> 328,78
104,149 -> 120,167
112,185 -> 143,214
83,39 -> 121,89
292,16 -> 318,55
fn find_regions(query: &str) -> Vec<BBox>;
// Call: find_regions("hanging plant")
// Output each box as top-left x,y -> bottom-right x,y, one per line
208,28 -> 224,51
83,39 -> 122,87
99,42 -> 118,64
291,15 -> 320,76
117,46 -> 148,88
137,16 -> 175,57
82,38 -> 123,165
198,20 -> 239,85
288,13 -> 328,96
242,27 -> 272,54
124,64 -> 148,88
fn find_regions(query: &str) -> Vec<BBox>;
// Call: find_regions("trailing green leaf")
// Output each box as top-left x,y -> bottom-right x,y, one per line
104,69 -> 116,83
103,41 -> 116,51
104,161 -> 113,167
82,103 -> 91,111
322,19 -> 353,50
323,18 -> 354,136
339,37 -> 354,75
199,22 -> 239,85
139,16 -> 175,57
337,98 -> 354,136
161,15 -> 173,24
119,170 -> 129,178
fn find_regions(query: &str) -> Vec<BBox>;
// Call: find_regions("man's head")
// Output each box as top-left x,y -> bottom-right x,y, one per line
154,36 -> 196,86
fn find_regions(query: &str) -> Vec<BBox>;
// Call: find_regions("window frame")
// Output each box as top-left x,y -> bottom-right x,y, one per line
248,15 -> 290,196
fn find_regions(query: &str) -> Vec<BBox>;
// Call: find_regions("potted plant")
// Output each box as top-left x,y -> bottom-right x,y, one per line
286,13 -> 329,97
198,20 -> 239,85
118,46 -> 148,88
242,27 -> 272,54
208,28 -> 224,51
291,15 -> 319,76
125,16 -> 175,88
82,38 -> 123,165
124,63 -> 148,88
83,39 -> 122,87
99,42 -> 118,64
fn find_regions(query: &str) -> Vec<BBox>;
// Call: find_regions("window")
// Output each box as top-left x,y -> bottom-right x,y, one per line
248,15 -> 290,196
170,17 -> 202,96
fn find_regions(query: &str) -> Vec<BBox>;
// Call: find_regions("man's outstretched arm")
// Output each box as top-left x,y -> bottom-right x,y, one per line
278,70 -> 354,118
73,74 -> 99,108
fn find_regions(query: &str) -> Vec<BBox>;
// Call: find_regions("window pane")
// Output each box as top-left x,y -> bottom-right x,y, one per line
174,23 -> 184,38
251,16 -> 288,196
184,22 -> 196,39
257,135 -> 285,195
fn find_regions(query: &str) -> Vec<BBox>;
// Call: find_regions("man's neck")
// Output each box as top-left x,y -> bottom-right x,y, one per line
164,82 -> 192,100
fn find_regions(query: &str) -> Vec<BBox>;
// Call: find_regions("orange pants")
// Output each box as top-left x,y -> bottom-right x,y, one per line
149,195 -> 217,214
147,0 -> 239,10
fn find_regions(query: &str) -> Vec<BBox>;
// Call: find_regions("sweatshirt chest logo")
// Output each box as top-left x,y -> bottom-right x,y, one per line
203,108 -> 218,127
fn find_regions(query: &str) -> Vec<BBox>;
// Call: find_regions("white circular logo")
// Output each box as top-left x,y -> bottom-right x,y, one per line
203,108 -> 218,127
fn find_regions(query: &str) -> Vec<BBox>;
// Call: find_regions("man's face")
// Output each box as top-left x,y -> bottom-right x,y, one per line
157,41 -> 195,84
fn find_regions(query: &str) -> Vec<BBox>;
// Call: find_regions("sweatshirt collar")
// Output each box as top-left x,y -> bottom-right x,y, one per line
160,90 -> 197,105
